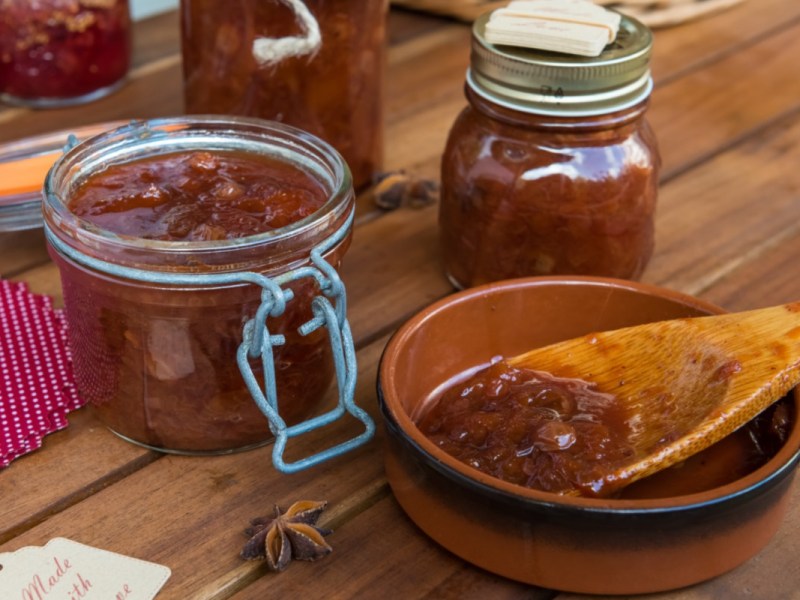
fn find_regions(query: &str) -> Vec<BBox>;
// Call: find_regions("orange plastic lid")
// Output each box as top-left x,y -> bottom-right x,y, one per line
0,121 -> 125,232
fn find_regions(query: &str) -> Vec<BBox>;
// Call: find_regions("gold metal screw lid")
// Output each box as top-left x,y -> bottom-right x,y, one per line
469,10 -> 653,116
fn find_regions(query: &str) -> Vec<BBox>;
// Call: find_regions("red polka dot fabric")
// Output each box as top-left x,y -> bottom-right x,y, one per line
0,280 -> 84,468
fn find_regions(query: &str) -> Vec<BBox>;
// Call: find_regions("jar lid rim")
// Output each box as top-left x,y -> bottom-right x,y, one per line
470,10 -> 653,115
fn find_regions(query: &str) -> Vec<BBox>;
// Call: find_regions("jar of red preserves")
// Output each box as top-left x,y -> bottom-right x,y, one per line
0,0 -> 131,107
440,13 -> 660,288
43,117 -> 373,469
180,0 -> 387,190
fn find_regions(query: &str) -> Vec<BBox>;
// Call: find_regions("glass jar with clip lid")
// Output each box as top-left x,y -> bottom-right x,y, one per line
43,116 -> 373,472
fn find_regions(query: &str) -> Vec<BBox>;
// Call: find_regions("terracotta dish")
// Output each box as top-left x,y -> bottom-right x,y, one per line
377,276 -> 800,594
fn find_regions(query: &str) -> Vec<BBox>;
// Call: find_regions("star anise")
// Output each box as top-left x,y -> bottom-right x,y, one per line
240,500 -> 332,571
372,171 -> 439,211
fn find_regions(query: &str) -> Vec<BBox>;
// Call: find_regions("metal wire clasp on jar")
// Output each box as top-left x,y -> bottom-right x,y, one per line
43,117 -> 374,473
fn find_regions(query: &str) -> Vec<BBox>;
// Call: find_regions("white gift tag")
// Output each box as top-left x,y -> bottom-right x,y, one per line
0,538 -> 171,600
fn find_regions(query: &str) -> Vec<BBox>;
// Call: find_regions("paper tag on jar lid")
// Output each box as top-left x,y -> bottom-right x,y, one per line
0,538 -> 171,599
485,0 -> 622,57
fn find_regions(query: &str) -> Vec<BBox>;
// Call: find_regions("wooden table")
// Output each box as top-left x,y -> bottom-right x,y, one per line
2,4 -> 800,599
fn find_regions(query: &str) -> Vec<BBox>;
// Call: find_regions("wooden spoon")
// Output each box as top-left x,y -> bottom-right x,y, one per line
507,302 -> 800,495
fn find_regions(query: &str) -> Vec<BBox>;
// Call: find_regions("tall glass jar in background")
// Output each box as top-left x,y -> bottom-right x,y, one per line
181,0 -> 387,190
0,0 -> 131,107
440,13 -> 660,289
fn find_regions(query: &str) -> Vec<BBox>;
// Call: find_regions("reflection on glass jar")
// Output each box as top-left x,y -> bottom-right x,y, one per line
43,117 -> 355,454
440,12 -> 661,289
0,0 -> 131,107
180,0 -> 387,190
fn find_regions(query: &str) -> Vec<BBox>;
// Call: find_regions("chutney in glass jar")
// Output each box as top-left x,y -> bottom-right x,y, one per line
0,0 -> 131,107
181,0 -> 387,190
43,117 -> 354,454
440,12 -> 660,288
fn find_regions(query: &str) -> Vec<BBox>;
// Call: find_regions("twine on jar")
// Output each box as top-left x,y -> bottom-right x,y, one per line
252,0 -> 322,66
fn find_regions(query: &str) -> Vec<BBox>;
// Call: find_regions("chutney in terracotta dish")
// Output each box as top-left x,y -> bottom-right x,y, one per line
378,277 -> 800,594
417,363 -> 636,496
417,359 -> 792,499
44,117 -> 354,454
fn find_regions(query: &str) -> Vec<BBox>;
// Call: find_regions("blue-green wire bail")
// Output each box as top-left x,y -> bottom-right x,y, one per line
45,209 -> 374,472
236,210 -> 374,472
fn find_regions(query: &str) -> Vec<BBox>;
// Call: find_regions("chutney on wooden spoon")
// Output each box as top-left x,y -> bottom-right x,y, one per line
419,302 -> 800,496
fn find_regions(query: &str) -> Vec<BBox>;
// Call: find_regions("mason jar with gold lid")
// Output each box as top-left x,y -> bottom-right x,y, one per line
440,11 -> 660,288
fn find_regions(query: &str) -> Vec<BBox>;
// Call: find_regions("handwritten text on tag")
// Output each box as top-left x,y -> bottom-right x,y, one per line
0,537 -> 171,600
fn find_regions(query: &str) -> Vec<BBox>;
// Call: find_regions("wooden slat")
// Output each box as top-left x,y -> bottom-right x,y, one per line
701,231 -> 800,310
650,0 -> 800,82
129,11 -> 181,69
231,495 -> 551,600
644,108 -> 800,296
652,22 -> 800,181
0,411 -> 155,544
388,7 -> 456,44
0,229 -> 49,278
0,337 -> 388,599
386,23 -> 471,125
344,206 -> 450,345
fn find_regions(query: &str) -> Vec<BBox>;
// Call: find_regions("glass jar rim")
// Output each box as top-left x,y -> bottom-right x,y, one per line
43,116 -> 354,270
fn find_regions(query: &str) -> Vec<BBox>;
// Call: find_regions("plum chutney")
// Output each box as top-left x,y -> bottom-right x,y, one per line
180,0 -> 387,190
418,361 -> 793,498
46,120 -> 355,455
418,362 -> 636,496
0,0 -> 131,106
68,150 -> 327,240
439,13 -> 660,288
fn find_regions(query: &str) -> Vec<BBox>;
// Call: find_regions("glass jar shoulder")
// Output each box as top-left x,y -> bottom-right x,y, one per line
443,98 -> 660,190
